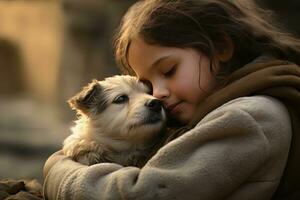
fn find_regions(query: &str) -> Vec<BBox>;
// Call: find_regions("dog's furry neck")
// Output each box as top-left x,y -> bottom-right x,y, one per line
79,118 -> 153,151
68,117 -> 157,166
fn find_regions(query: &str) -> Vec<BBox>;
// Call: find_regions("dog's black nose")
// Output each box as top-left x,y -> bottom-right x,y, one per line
145,99 -> 162,112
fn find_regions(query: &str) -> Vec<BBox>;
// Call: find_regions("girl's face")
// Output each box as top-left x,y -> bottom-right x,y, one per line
128,37 -> 219,124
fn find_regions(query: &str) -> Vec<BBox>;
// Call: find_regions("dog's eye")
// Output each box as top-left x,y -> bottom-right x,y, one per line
112,95 -> 129,104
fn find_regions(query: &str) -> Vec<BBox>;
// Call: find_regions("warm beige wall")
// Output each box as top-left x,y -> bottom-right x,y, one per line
0,0 -> 63,103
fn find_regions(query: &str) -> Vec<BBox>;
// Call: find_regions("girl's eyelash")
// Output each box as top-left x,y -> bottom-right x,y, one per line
164,65 -> 177,77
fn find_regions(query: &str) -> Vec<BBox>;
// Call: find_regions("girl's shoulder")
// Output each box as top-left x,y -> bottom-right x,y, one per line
220,95 -> 287,111
220,95 -> 289,118
200,95 -> 291,133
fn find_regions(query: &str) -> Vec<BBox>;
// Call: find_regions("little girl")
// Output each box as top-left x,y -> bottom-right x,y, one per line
44,0 -> 300,199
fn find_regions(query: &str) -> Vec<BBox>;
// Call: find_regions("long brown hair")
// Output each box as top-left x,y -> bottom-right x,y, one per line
114,0 -> 300,78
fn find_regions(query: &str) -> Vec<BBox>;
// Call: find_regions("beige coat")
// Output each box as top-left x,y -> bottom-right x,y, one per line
43,95 -> 292,200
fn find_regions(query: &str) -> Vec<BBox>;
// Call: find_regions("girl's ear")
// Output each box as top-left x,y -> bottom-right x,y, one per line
216,35 -> 234,62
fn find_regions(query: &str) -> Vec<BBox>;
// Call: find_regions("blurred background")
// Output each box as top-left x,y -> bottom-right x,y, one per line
0,0 -> 299,183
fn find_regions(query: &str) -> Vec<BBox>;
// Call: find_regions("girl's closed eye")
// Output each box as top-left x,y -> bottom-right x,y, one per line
163,65 -> 177,77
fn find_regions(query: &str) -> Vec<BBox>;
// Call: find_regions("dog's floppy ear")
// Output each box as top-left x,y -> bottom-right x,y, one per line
68,79 -> 105,116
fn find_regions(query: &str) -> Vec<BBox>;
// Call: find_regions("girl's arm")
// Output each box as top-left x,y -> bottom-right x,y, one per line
43,97 -> 291,200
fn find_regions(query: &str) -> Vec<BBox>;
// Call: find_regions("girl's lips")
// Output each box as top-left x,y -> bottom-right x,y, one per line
166,101 -> 183,114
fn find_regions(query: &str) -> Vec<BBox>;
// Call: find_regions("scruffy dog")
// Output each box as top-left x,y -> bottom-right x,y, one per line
63,75 -> 166,167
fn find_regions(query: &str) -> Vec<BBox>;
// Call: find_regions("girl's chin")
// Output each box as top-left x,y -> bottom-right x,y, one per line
166,113 -> 189,127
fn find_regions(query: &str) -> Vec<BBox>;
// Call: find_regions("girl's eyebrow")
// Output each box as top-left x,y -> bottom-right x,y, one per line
150,55 -> 171,68
139,55 -> 171,80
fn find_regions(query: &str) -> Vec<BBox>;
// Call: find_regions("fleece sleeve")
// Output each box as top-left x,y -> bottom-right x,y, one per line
43,108 -> 271,200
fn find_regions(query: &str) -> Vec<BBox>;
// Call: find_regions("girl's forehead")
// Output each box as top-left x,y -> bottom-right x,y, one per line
129,37 -> 162,58
128,37 -> 177,71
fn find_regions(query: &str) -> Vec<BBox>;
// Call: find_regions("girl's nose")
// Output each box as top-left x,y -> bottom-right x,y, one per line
152,85 -> 169,100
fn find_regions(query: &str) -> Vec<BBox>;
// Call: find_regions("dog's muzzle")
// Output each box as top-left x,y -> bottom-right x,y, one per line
144,99 -> 165,124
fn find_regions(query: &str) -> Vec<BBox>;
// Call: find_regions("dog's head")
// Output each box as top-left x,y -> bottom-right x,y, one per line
68,75 -> 166,144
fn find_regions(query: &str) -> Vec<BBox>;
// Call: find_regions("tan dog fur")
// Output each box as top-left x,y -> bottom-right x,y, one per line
63,75 -> 166,166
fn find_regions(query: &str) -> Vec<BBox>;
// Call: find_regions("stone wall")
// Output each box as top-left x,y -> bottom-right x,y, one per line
0,0 -> 63,103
